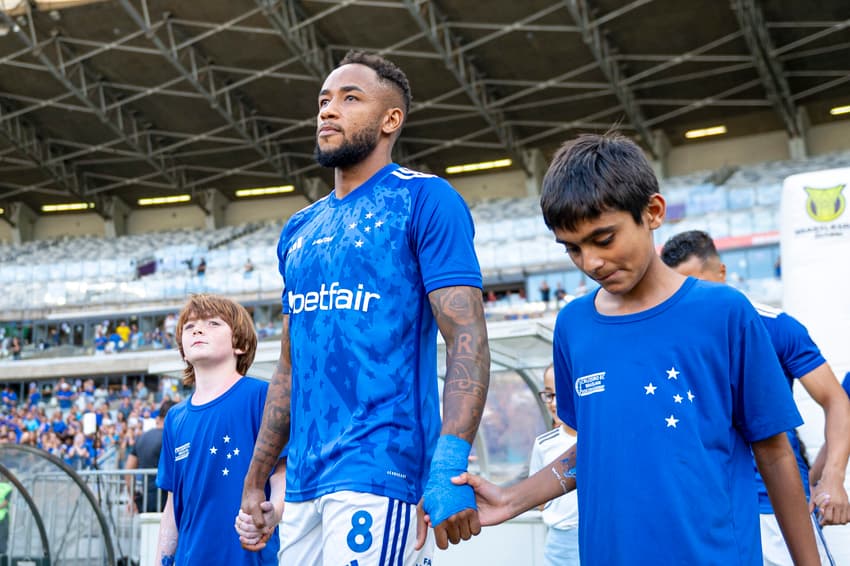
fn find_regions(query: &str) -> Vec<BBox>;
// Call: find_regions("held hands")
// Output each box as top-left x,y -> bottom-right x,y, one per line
238,487 -> 279,551
235,501 -> 278,551
421,435 -> 482,549
810,478 -> 850,525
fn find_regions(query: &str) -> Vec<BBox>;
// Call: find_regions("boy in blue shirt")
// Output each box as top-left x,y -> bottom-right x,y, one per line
661,229 -> 850,563
156,294 -> 286,565
445,133 -> 819,564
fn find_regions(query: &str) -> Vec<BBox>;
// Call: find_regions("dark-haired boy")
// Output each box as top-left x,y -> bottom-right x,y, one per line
240,50 -> 490,565
447,133 -> 819,564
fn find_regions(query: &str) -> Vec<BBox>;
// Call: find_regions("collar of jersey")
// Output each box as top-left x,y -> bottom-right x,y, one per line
588,276 -> 697,324
327,162 -> 399,207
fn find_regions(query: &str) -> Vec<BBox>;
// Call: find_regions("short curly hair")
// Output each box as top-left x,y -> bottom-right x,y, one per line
338,50 -> 412,117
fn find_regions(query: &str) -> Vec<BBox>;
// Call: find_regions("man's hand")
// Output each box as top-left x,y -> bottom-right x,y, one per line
431,507 -> 481,550
235,501 -> 279,551
810,478 -> 850,525
240,486 -> 270,536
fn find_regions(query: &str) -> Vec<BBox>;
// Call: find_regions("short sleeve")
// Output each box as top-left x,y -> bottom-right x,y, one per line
772,313 -> 826,380
409,179 -> 482,293
553,312 -> 578,430
528,440 -> 544,476
156,417 -> 173,492
731,311 -> 803,442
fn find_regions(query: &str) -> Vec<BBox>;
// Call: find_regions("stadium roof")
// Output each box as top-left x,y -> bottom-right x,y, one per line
1,0 -> 849,213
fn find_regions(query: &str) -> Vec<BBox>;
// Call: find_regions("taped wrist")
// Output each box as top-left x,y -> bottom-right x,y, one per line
422,435 -> 476,527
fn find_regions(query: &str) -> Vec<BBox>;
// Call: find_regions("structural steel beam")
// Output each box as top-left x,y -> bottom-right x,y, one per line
731,0 -> 801,137
0,9 -> 182,189
402,0 -> 531,174
118,0 -> 309,192
0,98 -> 83,195
562,0 -> 660,157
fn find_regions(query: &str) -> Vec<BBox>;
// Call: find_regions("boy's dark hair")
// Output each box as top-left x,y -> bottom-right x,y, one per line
176,294 -> 257,387
660,230 -> 719,268
338,50 -> 411,117
540,133 -> 659,232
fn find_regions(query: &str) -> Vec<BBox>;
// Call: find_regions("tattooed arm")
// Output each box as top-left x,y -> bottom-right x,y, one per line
452,444 -> 578,526
426,285 -> 490,548
241,315 -> 292,532
429,285 -> 490,442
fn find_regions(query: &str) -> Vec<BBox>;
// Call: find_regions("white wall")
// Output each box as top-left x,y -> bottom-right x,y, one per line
449,170 -> 528,203
0,219 -> 13,244
33,212 -> 104,239
126,205 -> 206,235
667,130 -> 791,177
225,195 -> 311,226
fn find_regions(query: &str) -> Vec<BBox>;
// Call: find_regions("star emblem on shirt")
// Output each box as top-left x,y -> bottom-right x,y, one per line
227,453 -> 232,459
666,367 -> 680,380
365,212 -> 374,219
233,448 -> 240,456
364,226 -> 371,233
354,239 -> 364,248
644,383 -> 657,395
348,222 -> 357,229
223,435 -> 230,443
687,390 -> 695,402
210,446 -> 218,455
222,467 -> 229,476
673,394 -> 683,403
665,415 -> 679,428
375,220 -> 384,228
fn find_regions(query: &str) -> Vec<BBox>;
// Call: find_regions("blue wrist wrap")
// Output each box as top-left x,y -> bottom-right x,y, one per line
422,435 -> 476,527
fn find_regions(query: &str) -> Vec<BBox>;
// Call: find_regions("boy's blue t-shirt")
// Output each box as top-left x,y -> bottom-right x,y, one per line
158,377 -> 281,565
750,303 -> 825,514
278,163 -> 481,504
553,278 -> 802,565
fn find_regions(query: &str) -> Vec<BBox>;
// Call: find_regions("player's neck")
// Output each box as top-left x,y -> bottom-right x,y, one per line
333,145 -> 393,198
595,255 -> 686,316
191,367 -> 242,405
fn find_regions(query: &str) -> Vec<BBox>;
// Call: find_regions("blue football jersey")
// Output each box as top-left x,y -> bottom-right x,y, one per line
751,303 -> 826,514
158,377 -> 280,566
553,278 -> 802,565
279,163 -> 481,504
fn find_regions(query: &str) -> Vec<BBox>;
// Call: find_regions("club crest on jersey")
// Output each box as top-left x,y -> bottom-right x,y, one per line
575,371 -> 605,397
174,442 -> 190,462
575,371 -> 606,397
804,184 -> 846,222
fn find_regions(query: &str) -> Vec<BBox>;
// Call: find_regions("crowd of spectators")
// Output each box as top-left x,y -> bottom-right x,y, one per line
0,377 -> 181,472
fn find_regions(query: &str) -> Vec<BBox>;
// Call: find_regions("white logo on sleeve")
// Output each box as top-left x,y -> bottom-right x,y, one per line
575,372 -> 606,397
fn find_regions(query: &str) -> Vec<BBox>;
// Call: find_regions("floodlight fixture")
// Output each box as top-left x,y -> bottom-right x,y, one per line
235,185 -> 295,198
137,194 -> 191,206
445,158 -> 513,175
684,126 -> 727,139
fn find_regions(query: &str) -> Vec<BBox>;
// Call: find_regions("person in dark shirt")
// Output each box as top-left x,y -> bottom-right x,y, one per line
124,399 -> 174,513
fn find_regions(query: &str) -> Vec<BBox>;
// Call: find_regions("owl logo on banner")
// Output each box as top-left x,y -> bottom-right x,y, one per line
804,184 -> 846,222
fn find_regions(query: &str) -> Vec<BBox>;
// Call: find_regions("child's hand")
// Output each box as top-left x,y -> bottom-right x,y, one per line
235,504 -> 275,551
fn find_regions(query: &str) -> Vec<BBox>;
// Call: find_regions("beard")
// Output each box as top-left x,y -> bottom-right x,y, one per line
314,125 -> 380,168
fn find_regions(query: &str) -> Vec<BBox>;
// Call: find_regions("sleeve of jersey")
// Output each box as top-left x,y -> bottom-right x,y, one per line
553,311 -> 578,431
528,439 -> 544,476
775,313 -> 826,379
410,178 -> 482,294
156,418 -> 174,492
277,222 -> 292,315
732,309 -> 803,442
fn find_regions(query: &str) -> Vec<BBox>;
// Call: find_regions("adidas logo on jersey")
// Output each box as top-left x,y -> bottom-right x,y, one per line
287,282 -> 381,314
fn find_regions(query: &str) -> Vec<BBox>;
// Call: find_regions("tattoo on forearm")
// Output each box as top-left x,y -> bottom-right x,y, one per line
247,319 -> 292,484
430,287 -> 490,443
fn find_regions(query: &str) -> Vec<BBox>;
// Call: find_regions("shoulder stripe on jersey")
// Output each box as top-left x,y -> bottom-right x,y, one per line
751,301 -> 783,318
537,428 -> 561,444
391,166 -> 436,180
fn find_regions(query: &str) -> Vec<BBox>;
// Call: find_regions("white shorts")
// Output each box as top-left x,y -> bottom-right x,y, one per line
759,512 -> 834,566
279,490 -> 434,566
